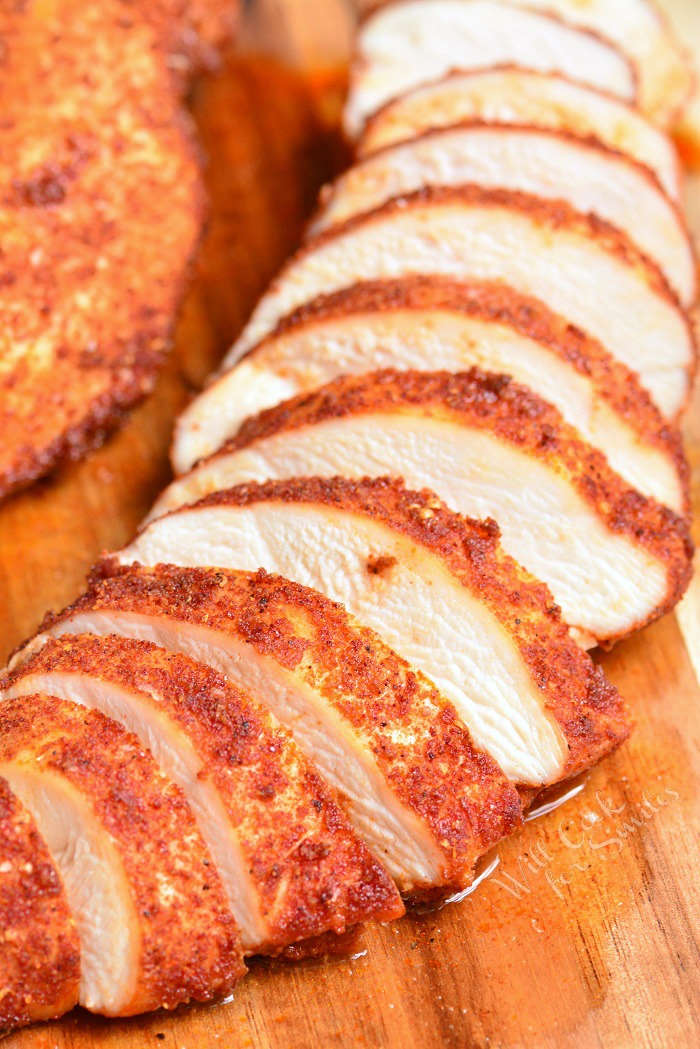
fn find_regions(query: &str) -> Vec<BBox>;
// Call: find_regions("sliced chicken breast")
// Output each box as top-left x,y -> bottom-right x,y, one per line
506,0 -> 693,125
344,0 -> 636,136
154,369 -> 693,644
358,68 -> 682,201
8,570 -> 522,896
103,478 -> 630,787
171,279 -> 687,513
0,779 -> 80,1034
216,188 -> 695,421
3,636 -> 404,934
313,124 -> 696,306
0,694 -> 244,1017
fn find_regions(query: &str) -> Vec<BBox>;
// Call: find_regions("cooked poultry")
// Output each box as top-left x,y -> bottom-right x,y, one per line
3,635 -> 403,946
358,68 -> 682,200
505,0 -> 693,125
0,694 -> 244,1017
313,124 -> 696,306
344,0 -> 636,136
169,278 -> 688,512
0,779 -> 80,1034
154,369 -> 693,644
0,0 -> 237,500
9,568 -> 522,896
211,188 -> 694,421
103,478 -> 630,786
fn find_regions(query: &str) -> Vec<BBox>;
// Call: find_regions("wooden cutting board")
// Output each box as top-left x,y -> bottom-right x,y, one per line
2,2 -> 699,1046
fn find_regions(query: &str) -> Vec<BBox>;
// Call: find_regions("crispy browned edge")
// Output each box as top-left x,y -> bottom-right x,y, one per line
358,64 -> 680,169
5,634 -> 404,934
322,119 -> 697,302
350,2 -> 640,125
22,567 -> 522,887
0,693 -> 245,1015
0,1 -> 240,501
240,184 -> 697,413
220,367 -> 694,622
0,779 -> 80,1035
100,478 -> 631,773
236,275 -> 690,513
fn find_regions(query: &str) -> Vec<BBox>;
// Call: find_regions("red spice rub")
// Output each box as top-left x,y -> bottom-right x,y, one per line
0,779 -> 80,1035
0,694 -> 245,1015
0,0 -> 218,499
6,634 -> 404,940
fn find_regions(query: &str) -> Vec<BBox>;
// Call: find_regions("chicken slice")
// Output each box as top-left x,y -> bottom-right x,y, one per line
7,571 -> 521,896
313,124 -> 696,306
505,0 -> 693,126
216,187 -> 695,421
170,278 -> 687,513
102,478 -> 630,787
0,778 -> 80,1034
0,694 -> 244,1017
358,68 -> 682,201
3,636 -> 404,932
344,0 -> 635,136
154,369 -> 693,644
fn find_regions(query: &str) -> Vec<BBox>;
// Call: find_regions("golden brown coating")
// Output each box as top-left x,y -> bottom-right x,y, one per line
0,0 -> 234,499
243,276 -> 690,512
141,0 -> 241,78
301,184 -> 684,307
0,693 -> 244,1016
23,567 -> 522,892
180,477 -> 631,772
222,367 -> 693,617
92,488 -> 629,779
0,779 -> 80,1035
6,635 -> 404,944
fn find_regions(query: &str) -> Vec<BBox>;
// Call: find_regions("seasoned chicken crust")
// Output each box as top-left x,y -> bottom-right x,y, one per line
0,779 -> 80,1035
0,694 -> 244,1015
5,634 -> 404,946
235,277 -> 689,512
104,478 -> 631,778
19,565 -> 523,890
0,0 -> 238,499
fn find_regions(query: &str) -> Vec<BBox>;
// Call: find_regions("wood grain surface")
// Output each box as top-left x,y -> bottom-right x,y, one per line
1,2 -> 699,1046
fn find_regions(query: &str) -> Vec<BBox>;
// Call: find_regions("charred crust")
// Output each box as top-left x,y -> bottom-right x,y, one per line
32,565 -> 523,884
7,635 -> 403,943
241,276 -> 690,513
222,370 -> 693,627
0,780 -> 80,1034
